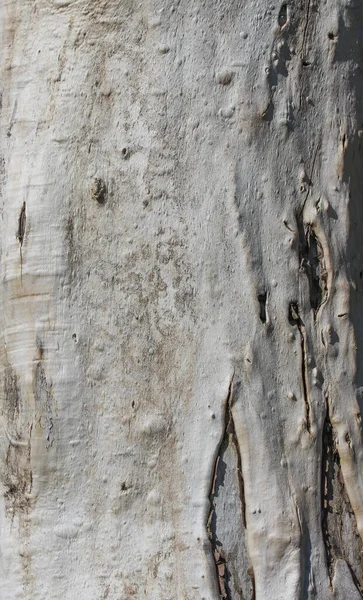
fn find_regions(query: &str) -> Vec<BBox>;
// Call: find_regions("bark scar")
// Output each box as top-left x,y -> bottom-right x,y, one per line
207,375 -> 252,599
17,201 -> 26,246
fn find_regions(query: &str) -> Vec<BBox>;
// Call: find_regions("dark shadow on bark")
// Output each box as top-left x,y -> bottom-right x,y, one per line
321,406 -> 363,595
340,5 -> 363,420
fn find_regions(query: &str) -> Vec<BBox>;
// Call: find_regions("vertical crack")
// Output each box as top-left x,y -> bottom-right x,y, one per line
230,409 -> 247,531
321,401 -> 336,582
17,201 -> 26,247
16,201 -> 26,279
321,399 -> 363,596
207,377 -> 252,599
289,303 -> 311,432
207,379 -> 234,600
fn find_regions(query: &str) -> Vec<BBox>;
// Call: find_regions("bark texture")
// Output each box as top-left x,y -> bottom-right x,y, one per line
1,1 -> 363,599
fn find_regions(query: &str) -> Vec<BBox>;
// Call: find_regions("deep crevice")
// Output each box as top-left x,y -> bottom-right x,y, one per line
296,215 -> 328,316
288,302 -> 311,432
207,379 -> 234,600
258,293 -> 267,324
321,400 -> 363,595
278,3 -> 287,28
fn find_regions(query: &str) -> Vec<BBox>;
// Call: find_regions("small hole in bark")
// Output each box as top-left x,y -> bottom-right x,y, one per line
328,32 -> 335,40
258,293 -> 267,323
90,177 -> 107,204
288,301 -> 300,325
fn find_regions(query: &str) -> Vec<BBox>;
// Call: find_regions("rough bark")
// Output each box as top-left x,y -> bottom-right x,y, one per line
1,1 -> 363,599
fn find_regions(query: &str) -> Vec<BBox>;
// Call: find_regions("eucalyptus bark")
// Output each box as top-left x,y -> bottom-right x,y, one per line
1,1 -> 363,599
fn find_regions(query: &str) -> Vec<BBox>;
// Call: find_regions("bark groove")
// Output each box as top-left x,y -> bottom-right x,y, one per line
207,380 -> 253,600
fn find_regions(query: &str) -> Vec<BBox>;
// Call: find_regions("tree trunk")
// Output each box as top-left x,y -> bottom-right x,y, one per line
1,1 -> 363,599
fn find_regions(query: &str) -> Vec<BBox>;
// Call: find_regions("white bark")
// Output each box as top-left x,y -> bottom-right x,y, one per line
1,1 -> 363,599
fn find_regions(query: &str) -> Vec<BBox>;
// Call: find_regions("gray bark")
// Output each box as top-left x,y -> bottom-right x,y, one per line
1,1 -> 363,599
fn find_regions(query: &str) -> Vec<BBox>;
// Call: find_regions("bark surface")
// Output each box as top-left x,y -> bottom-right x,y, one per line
1,1 -> 363,599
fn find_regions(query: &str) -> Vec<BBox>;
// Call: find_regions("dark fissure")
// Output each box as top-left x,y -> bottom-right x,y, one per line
288,302 -> 311,432
207,380 -> 254,600
296,215 -> 327,315
321,403 -> 363,596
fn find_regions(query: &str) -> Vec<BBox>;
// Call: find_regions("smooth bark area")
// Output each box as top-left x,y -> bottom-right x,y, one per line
1,1 -> 363,599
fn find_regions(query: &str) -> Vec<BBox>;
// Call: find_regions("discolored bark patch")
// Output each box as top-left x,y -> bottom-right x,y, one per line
1,366 -> 32,519
3,436 -> 32,518
3,364 -> 20,423
33,362 -> 54,448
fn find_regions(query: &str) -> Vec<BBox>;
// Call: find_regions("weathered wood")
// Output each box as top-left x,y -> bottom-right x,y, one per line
1,1 -> 363,598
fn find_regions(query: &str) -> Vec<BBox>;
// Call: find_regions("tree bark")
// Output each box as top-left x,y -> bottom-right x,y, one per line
1,1 -> 363,599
